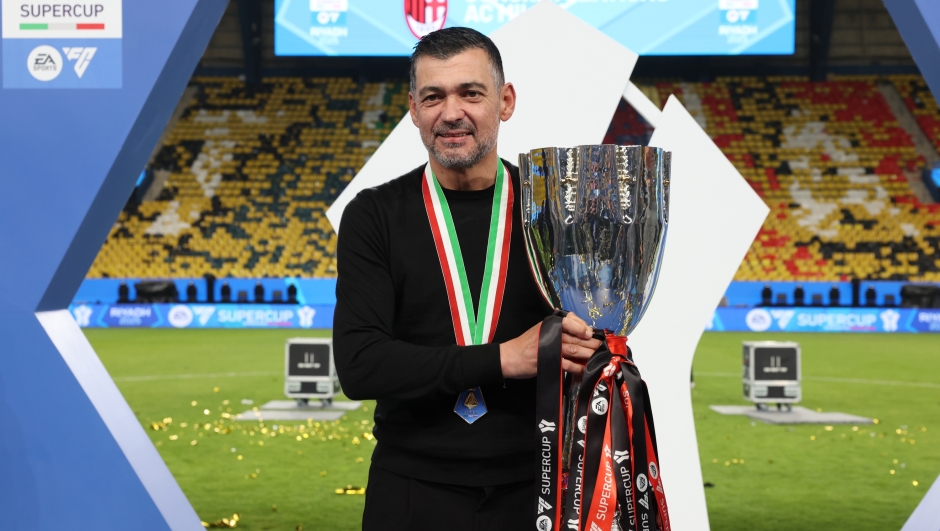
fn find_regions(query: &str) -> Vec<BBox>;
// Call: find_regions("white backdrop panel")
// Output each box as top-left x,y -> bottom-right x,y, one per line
630,96 -> 770,531
901,472 -> 940,531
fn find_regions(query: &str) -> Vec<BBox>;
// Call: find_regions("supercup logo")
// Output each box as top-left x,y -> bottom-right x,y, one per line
578,415 -> 588,434
591,397 -> 608,415
636,473 -> 649,493
404,0 -> 447,39
649,462 -> 659,480
536,514 -> 552,531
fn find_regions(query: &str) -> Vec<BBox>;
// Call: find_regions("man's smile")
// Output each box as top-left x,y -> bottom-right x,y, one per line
437,131 -> 473,143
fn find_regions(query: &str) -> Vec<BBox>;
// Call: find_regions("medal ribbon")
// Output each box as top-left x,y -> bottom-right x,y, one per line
535,314 -> 671,531
422,161 -> 512,345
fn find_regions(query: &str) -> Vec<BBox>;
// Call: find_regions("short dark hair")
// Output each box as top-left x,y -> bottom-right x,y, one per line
410,27 -> 505,95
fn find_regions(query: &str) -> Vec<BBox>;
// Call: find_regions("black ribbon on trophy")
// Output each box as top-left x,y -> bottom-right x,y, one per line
520,146 -> 672,531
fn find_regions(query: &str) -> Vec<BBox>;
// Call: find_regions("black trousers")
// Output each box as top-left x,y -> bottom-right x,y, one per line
362,465 -> 533,531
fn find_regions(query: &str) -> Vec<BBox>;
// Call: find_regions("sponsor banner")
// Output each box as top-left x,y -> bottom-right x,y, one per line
2,0 -> 122,88
709,307 -> 940,333
69,303 -> 334,329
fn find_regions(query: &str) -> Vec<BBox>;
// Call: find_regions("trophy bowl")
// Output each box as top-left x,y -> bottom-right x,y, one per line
520,145 -> 671,337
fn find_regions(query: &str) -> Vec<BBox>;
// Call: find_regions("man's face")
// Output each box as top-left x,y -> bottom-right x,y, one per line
410,48 -> 514,170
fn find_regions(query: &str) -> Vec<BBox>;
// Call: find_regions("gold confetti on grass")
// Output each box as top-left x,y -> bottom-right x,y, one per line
334,485 -> 366,495
202,513 -> 239,528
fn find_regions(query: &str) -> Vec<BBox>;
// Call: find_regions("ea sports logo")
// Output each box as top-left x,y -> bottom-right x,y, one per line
27,45 -> 62,81
167,305 -> 194,328
404,0 -> 447,39
536,514 -> 552,531
591,397 -> 608,415
745,308 -> 772,332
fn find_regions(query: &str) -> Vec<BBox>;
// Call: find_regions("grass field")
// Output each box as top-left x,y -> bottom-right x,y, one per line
85,329 -> 940,530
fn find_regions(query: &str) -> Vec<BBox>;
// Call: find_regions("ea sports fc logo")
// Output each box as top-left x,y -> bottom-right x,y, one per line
27,45 -> 62,81
404,0 -> 447,39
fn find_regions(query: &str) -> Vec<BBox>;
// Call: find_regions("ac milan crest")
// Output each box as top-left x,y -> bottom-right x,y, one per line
405,0 -> 448,39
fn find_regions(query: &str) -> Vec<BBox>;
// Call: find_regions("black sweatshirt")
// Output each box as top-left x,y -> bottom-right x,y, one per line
333,160 -> 552,486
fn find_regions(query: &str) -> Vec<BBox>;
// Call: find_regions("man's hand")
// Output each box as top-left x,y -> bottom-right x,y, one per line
499,313 -> 602,378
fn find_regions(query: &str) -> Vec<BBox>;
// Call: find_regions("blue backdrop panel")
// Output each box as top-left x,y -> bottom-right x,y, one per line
881,3 -> 940,527
885,0 -> 940,102
0,1 -> 228,529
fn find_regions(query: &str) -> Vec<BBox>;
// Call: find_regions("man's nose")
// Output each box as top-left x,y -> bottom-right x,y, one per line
440,95 -> 466,123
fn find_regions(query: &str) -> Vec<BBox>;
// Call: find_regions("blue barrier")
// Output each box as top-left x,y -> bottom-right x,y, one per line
69,303 -> 940,334
710,307 -> 940,333
70,303 -> 334,329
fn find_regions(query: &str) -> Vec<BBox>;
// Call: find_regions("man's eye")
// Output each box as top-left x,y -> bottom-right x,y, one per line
424,95 -> 440,102
466,91 -> 481,98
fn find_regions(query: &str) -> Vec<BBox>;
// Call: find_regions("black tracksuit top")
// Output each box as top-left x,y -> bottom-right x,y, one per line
333,160 -> 552,486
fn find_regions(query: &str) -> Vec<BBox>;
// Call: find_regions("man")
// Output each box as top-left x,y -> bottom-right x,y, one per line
334,27 -> 601,530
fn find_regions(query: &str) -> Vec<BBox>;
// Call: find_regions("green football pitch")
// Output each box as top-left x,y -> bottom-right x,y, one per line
85,329 -> 939,530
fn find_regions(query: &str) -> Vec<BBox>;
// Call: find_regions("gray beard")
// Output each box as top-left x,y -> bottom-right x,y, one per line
421,122 -> 498,170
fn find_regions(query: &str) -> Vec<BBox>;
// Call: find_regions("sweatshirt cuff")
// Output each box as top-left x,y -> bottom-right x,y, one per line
460,343 -> 504,388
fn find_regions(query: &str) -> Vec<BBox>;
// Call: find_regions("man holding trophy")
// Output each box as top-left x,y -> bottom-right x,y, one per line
334,27 -> 599,530
334,27 -> 671,531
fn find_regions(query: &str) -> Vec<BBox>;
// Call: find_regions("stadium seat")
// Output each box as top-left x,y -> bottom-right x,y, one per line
657,77 -> 940,282
87,77 -> 410,279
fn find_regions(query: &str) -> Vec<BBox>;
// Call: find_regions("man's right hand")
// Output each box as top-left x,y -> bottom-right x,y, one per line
499,313 -> 602,379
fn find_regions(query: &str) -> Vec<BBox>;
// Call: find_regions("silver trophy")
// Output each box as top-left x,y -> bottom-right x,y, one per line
520,145 -> 670,335
521,145 -> 671,486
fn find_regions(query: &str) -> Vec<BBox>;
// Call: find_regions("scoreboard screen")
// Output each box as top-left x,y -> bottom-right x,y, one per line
275,0 -> 796,57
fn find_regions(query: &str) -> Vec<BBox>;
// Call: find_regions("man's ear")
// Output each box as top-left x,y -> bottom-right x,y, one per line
499,82 -> 516,122
409,91 -> 419,127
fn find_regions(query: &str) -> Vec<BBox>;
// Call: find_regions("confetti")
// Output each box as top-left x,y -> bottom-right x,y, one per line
334,485 -> 366,495
213,387 -> 220,393
913,481 -> 919,486
203,513 -> 239,528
